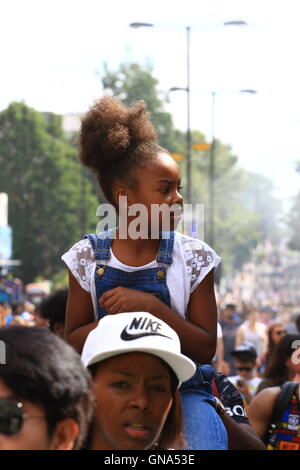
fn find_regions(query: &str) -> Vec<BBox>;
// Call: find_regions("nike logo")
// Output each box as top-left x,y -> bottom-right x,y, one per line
121,328 -> 172,341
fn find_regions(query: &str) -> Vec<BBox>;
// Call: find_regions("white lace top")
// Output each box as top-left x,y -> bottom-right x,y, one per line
61,232 -> 221,319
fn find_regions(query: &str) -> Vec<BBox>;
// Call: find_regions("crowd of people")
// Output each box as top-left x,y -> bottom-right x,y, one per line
0,96 -> 299,451
1,295 -> 299,451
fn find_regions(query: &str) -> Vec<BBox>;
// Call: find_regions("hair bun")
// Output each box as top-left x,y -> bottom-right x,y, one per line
79,96 -> 157,173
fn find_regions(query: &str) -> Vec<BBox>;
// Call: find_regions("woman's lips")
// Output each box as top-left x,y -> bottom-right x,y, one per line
123,423 -> 151,440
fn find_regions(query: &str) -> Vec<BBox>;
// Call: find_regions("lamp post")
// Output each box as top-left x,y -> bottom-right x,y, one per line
208,89 -> 257,247
130,20 -> 248,205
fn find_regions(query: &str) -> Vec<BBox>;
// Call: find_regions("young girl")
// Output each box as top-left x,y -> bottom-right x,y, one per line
62,96 -> 227,449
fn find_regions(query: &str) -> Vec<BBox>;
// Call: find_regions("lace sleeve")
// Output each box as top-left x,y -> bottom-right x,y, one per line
61,239 -> 95,292
181,237 -> 221,293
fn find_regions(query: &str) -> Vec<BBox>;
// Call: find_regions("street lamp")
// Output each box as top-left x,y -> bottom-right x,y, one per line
130,20 -> 248,205
208,89 -> 257,247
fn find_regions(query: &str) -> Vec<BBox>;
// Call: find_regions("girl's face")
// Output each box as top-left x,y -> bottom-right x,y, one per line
91,352 -> 174,450
119,152 -> 184,233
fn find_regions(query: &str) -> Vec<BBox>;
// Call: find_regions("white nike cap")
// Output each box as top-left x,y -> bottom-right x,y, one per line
81,312 -> 196,385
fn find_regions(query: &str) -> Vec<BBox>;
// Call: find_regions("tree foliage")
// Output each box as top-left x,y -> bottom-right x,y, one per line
102,62 -> 184,153
0,102 -> 99,283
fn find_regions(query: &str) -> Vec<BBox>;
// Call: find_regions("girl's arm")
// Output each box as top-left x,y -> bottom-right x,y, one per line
64,270 -> 99,353
100,269 -> 217,363
220,416 -> 265,450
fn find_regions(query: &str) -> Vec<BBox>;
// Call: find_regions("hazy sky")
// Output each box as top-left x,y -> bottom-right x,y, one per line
1,0 -> 300,210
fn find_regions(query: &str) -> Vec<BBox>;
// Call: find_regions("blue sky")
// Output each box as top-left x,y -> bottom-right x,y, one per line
1,0 -> 300,211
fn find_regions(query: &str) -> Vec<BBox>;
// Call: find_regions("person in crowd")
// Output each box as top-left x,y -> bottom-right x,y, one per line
212,322 -> 230,375
228,343 -> 262,403
248,382 -> 300,450
5,302 -> 34,327
62,96 -> 227,449
0,326 -> 93,450
296,314 -> 300,334
236,308 -> 267,358
81,311 -> 196,450
285,312 -> 300,334
248,339 -> 300,451
38,289 -> 68,337
256,322 -> 286,376
213,371 -> 265,450
219,304 -> 241,375
0,303 -> 10,328
259,307 -> 274,327
256,334 -> 300,394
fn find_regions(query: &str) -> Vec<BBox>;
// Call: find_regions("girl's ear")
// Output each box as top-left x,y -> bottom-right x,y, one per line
114,187 -> 133,207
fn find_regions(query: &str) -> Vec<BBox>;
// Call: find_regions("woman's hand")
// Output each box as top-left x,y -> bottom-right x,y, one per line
99,287 -> 160,315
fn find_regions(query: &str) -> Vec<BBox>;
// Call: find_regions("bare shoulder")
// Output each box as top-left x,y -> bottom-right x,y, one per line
249,386 -> 281,416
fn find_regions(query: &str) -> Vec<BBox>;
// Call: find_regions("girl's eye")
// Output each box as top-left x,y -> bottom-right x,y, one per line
160,187 -> 170,194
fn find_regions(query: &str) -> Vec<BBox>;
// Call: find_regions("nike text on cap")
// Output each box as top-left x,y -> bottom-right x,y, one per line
81,311 -> 196,385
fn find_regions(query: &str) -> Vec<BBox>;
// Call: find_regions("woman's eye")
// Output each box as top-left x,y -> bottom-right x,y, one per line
160,187 -> 170,194
111,381 -> 129,389
150,384 -> 167,392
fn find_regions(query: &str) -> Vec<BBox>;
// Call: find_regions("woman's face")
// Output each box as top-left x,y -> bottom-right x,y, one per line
271,325 -> 286,345
0,379 -> 78,450
91,352 -> 174,450
118,152 -> 184,233
0,379 -> 50,450
248,311 -> 259,322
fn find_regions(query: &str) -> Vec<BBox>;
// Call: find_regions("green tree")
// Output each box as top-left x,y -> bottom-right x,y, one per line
0,102 -> 99,283
101,62 -> 185,153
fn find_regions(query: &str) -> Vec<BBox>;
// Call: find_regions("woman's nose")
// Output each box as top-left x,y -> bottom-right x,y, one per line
129,390 -> 152,412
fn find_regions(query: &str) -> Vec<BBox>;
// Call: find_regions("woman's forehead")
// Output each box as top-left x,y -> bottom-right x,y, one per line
94,352 -> 171,377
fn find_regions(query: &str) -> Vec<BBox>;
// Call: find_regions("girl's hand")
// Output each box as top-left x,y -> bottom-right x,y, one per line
99,287 -> 160,315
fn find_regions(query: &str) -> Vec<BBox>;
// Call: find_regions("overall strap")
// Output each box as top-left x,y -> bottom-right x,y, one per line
156,231 -> 175,266
83,230 -> 114,262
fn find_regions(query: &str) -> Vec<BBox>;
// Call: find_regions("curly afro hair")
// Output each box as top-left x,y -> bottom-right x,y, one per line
79,96 -> 163,205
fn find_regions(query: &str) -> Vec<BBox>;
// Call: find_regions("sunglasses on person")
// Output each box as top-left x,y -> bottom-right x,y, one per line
236,366 -> 253,372
0,398 -> 44,436
274,330 -> 286,335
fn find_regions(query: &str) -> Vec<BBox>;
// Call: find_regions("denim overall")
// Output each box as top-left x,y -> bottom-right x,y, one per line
83,230 -> 228,450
